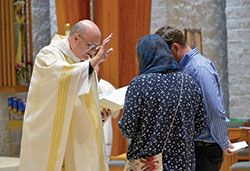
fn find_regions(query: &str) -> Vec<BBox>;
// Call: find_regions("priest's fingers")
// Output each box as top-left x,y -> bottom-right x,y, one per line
101,108 -> 108,118
102,48 -> 113,61
106,109 -> 111,118
91,34 -> 113,67
100,33 -> 113,51
102,33 -> 113,46
106,48 -> 113,56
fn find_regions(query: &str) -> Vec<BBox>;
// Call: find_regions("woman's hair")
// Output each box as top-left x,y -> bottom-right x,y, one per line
137,34 -> 179,74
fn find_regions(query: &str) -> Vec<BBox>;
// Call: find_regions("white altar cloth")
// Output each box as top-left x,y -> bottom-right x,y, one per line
0,157 -> 19,171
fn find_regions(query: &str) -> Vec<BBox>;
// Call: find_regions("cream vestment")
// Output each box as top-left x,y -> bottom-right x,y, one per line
20,35 -> 108,171
98,79 -> 120,161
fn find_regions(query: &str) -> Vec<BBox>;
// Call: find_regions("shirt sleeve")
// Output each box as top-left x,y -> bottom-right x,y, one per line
196,66 -> 229,150
88,61 -> 94,75
118,81 -> 141,138
191,79 -> 207,138
77,59 -> 93,96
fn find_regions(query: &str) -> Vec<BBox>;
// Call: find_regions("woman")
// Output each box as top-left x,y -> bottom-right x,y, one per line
119,34 -> 206,170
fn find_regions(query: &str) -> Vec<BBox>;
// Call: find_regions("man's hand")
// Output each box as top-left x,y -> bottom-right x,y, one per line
90,33 -> 113,68
223,141 -> 237,155
101,108 -> 111,123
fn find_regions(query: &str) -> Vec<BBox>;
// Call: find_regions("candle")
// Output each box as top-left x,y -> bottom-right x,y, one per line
8,96 -> 13,111
12,98 -> 18,113
18,100 -> 24,114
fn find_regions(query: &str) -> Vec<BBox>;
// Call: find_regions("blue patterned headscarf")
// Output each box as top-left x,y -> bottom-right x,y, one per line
137,34 -> 180,74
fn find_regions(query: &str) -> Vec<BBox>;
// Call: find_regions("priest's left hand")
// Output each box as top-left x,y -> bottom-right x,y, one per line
101,108 -> 111,123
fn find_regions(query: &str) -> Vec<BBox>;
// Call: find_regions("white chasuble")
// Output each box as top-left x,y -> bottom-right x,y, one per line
20,35 -> 108,171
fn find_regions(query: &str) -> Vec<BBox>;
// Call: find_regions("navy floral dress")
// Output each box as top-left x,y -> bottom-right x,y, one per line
118,35 -> 206,171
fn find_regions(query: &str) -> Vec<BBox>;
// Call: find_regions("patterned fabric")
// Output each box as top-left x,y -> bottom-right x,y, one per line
124,153 -> 163,171
179,47 -> 230,150
119,35 -> 207,171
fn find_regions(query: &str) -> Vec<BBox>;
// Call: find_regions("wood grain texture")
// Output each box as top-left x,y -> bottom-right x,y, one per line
93,0 -> 120,88
6,0 -> 11,86
0,0 -> 3,86
28,0 -> 33,69
9,0 -> 16,86
93,0 -> 151,156
118,0 -> 151,87
55,0 -> 90,35
1,0 -> 7,86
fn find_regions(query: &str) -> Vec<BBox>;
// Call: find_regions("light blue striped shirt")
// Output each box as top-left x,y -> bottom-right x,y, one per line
179,47 -> 229,150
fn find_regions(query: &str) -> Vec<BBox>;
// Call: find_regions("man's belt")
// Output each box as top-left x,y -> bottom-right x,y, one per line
195,141 -> 217,146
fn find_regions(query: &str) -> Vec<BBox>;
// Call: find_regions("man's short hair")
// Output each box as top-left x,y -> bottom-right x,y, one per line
155,26 -> 186,47
69,23 -> 86,37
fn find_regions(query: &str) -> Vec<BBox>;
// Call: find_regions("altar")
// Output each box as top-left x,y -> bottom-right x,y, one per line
0,157 -> 19,171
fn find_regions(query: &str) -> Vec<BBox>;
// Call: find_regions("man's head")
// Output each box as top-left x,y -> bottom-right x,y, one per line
155,26 -> 191,62
68,20 -> 102,60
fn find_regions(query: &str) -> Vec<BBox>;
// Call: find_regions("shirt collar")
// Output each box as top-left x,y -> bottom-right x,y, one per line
179,47 -> 199,69
64,38 -> 81,63
50,34 -> 82,63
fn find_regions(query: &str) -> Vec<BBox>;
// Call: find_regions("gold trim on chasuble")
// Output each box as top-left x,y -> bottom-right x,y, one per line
47,65 -> 74,171
65,55 -> 73,64
84,88 -> 106,171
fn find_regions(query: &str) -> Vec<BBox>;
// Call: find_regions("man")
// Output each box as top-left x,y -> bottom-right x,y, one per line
155,26 -> 236,171
20,20 -> 113,171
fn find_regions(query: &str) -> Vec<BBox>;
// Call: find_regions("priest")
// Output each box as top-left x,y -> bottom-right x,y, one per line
20,20 -> 113,171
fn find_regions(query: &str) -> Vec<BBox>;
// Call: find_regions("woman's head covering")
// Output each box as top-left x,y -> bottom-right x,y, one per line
137,34 -> 180,74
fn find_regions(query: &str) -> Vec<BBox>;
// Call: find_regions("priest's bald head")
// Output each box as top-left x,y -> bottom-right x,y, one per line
68,20 -> 102,61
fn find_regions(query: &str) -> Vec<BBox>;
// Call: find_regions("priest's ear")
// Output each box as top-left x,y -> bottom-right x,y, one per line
73,33 -> 81,42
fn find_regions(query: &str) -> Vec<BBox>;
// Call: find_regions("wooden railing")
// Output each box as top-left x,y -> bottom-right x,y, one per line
0,0 -> 33,93
220,128 -> 250,171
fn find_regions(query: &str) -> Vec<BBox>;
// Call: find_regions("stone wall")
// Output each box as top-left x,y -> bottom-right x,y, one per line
32,0 -> 51,58
151,0 -> 167,34
226,0 -> 250,119
151,0 -> 230,116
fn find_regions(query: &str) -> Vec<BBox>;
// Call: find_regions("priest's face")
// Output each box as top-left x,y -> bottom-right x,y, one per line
73,31 -> 101,61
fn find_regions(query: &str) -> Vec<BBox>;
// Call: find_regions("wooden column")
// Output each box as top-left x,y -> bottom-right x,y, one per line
55,0 -> 90,35
93,0 -> 152,156
119,0 -> 151,87
93,0 -> 120,88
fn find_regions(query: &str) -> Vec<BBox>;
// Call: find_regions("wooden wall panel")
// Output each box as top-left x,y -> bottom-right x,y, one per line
0,0 -> 16,87
0,10 -> 2,87
93,0 -> 152,156
93,0 -> 122,156
1,0 -> 7,86
93,0 -> 119,88
6,0 -> 11,86
55,0 -> 90,35
118,0 -> 151,87
28,0 -> 33,69
10,0 -> 16,86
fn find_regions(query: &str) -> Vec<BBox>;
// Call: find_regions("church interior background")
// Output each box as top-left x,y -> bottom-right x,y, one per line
0,0 -> 250,170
